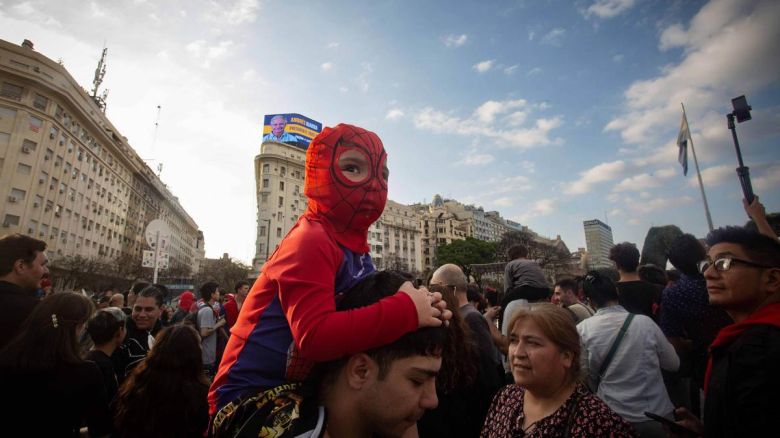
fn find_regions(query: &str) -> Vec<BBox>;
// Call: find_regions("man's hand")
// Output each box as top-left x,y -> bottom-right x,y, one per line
484,305 -> 501,321
666,407 -> 703,437
215,316 -> 226,329
743,196 -> 777,239
399,282 -> 452,328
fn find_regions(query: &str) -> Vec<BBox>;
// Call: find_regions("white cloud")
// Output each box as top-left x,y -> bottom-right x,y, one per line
385,109 -> 405,120
320,61 -> 333,72
565,160 -> 628,195
474,99 -> 526,123
605,0 -> 780,146
612,54 -> 624,63
504,65 -> 518,75
472,59 -> 495,73
625,195 -> 695,214
527,67 -> 543,77
528,30 -> 536,41
752,163 -> 780,192
414,99 -> 563,150
613,167 -> 677,192
584,0 -> 637,19
540,28 -> 566,47
505,111 -> 528,126
458,151 -> 495,166
327,42 -> 340,49
494,197 -> 513,207
12,1 -> 36,16
185,39 -> 234,68
207,0 -> 261,25
442,33 -> 468,47
689,164 -> 733,188
519,198 -> 557,221
357,62 -> 372,92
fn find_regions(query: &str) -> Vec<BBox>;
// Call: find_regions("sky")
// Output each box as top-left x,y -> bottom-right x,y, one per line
1,0 -> 778,264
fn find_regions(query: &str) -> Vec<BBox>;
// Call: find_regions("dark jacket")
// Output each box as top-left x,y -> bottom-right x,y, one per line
111,318 -> 162,383
0,280 -> 38,350
704,304 -> 780,437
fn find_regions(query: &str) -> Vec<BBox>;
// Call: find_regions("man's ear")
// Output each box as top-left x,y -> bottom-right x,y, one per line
345,353 -> 376,390
764,268 -> 780,295
12,259 -> 27,275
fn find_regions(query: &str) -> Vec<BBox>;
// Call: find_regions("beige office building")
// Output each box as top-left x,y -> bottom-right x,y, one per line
374,200 -> 422,274
252,140 -> 307,273
0,39 -> 203,275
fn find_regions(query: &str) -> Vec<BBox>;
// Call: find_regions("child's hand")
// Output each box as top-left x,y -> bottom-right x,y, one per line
399,282 -> 450,328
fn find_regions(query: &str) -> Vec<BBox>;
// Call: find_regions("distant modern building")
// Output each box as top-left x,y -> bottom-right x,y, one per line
0,38 -> 203,275
375,200 -> 422,274
583,219 -> 614,269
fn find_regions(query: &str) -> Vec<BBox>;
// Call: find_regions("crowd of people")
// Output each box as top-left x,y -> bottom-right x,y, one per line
0,123 -> 778,437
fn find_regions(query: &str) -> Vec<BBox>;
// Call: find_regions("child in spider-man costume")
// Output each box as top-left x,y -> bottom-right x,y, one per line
209,124 -> 447,415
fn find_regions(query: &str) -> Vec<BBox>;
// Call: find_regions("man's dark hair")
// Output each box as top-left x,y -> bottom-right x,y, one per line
234,280 -> 250,292
554,278 -> 577,293
87,308 -> 125,344
138,285 -> 164,307
199,281 -> 219,301
322,271 -> 448,381
508,244 -> 528,260
609,242 -> 640,272
582,270 -> 620,308
0,233 -> 46,276
706,226 -> 780,267
667,233 -> 706,276
130,281 -> 150,295
638,264 -> 668,286
666,269 -> 680,283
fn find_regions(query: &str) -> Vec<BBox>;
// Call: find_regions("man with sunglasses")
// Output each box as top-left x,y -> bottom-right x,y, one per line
674,226 -> 780,437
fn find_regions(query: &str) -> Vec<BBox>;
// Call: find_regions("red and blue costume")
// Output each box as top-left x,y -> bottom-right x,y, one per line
209,124 -> 418,414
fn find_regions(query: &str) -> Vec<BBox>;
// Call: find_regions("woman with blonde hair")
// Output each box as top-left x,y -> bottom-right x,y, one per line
481,303 -> 635,437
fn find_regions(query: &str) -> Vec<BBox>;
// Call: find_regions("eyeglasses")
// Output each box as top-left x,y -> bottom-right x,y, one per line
697,257 -> 774,274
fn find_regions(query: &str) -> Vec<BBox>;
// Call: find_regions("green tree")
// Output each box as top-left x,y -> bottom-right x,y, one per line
640,225 -> 683,269
435,237 -> 498,280
193,256 -> 252,295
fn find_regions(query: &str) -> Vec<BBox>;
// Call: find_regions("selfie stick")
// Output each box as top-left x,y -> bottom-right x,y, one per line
727,95 -> 754,204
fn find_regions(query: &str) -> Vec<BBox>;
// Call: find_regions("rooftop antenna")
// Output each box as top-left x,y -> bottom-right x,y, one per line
90,44 -> 109,113
604,210 -> 609,225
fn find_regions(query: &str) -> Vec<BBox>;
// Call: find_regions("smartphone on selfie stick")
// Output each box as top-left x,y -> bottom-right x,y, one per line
644,412 -> 698,436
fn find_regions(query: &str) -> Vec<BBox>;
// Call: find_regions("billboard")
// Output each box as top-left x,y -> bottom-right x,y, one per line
262,113 -> 322,150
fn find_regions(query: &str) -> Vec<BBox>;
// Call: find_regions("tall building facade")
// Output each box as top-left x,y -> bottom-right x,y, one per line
252,140 -> 307,273
583,219 -> 614,269
0,39 -> 203,274
375,200 -> 422,274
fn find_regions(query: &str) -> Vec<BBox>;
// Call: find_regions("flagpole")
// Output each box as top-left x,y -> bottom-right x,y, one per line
682,103 -> 715,232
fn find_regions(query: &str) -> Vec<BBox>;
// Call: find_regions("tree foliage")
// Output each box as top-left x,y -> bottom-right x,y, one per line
435,237 -> 498,280
193,256 -> 252,294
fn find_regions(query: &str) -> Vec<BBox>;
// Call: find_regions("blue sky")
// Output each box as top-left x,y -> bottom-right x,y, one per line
2,0 -> 778,263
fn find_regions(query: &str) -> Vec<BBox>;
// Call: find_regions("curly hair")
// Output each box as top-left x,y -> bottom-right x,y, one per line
114,324 -> 209,437
609,242 -> 640,272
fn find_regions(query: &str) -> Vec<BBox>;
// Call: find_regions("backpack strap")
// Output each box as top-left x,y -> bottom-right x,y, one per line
594,313 -> 635,390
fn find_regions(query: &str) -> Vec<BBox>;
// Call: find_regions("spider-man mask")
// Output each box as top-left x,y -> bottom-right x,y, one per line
304,124 -> 388,253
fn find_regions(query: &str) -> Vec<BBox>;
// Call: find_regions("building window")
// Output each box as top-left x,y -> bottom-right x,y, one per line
33,94 -> 48,111
262,178 -> 269,189
280,166 -> 286,176
278,196 -> 284,208
17,163 -> 31,175
260,226 -> 266,236
263,163 -> 269,173
28,116 -> 42,133
22,139 -> 37,152
0,107 -> 17,121
3,214 -> 20,227
279,181 -> 284,190
261,193 -> 268,203
276,227 -> 282,238
9,188 -> 26,201
0,82 -> 23,101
